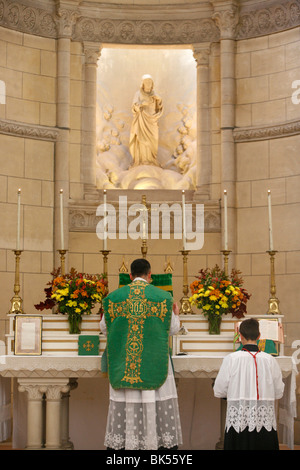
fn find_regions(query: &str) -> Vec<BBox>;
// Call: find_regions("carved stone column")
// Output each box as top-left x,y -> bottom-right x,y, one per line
54,3 -> 78,267
61,379 -> 78,450
193,43 -> 211,200
18,381 -> 44,449
44,381 -> 70,450
82,42 -> 102,200
212,0 -> 239,257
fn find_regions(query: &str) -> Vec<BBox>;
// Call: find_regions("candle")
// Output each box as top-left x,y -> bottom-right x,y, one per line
60,189 -> 64,250
182,190 -> 186,250
224,190 -> 228,250
16,189 -> 21,250
267,189 -> 274,251
103,189 -> 107,250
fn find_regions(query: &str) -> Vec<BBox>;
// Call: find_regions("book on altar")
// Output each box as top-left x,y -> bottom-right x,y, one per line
235,319 -> 283,342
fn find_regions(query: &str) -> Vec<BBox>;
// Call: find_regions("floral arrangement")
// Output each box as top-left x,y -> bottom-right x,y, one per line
189,265 -> 251,331
35,268 -> 108,333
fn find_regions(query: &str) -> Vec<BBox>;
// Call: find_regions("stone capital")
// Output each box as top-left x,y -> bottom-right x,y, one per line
83,42 -> 102,65
55,1 -> 79,38
192,43 -> 211,67
211,0 -> 239,39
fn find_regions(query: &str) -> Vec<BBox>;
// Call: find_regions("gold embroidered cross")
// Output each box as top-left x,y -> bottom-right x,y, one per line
107,281 -> 168,385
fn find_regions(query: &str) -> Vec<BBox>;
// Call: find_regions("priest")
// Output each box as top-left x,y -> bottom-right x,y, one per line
100,258 -> 182,450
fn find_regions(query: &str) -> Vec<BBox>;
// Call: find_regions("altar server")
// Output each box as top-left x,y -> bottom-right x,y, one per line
214,318 -> 284,450
100,258 -> 182,450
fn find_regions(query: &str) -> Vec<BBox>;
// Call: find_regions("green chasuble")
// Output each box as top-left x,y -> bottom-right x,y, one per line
103,280 -> 173,390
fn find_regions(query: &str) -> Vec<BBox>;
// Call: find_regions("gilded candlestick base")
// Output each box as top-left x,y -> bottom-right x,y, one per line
221,250 -> 231,277
179,249 -> 193,314
8,250 -> 24,315
58,249 -> 68,276
100,250 -> 111,276
266,250 -> 281,315
141,239 -> 148,259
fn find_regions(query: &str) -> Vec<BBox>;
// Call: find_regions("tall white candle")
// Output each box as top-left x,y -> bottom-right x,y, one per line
16,189 -> 21,250
60,189 -> 64,250
103,189 -> 107,250
267,190 -> 274,251
224,190 -> 228,250
182,190 -> 187,250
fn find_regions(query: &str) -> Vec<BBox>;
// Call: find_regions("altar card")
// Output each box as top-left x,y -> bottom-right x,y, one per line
14,315 -> 42,356
235,319 -> 281,342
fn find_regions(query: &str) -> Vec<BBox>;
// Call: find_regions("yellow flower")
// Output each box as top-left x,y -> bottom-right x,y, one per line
66,300 -> 77,307
75,308 -> 81,313
209,295 -> 217,301
203,304 -> 211,310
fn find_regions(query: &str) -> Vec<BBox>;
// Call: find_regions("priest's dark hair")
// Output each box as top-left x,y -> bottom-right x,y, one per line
130,258 -> 151,278
239,318 -> 260,341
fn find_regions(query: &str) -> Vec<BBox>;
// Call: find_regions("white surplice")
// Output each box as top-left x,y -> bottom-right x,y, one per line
100,278 -> 183,450
213,347 -> 285,434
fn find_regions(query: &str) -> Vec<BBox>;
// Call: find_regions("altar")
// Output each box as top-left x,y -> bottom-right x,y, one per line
0,313 -> 296,450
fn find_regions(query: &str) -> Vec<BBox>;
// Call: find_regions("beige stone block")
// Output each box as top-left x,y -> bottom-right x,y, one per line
252,99 -> 286,126
242,274 -> 269,315
70,52 -> 83,81
235,104 -> 252,127
273,204 -> 300,252
7,249 -> 40,273
270,135 -> 300,178
69,182 -> 84,200
286,251 -> 300,274
0,176 -> 7,202
0,249 -> 7,271
23,33 -> 56,52
23,273 -> 52,314
0,272 -> 15,316
252,252 -> 285,276
235,52 -> 251,78
0,41 -> 6,67
236,36 -> 269,54
69,232 -> 100,253
8,177 -> 42,206
69,144 -> 81,182
285,40 -> 300,70
286,96 -> 300,121
41,50 -> 57,77
268,27 -> 300,48
25,139 -> 54,181
0,26 -> 22,45
70,106 -> 81,130
286,175 -> 300,203
251,178 -> 286,207
70,81 -> 82,107
269,68 -> 300,100
23,73 -> 56,103
235,254 -> 251,275
236,76 -> 269,105
70,129 -> 81,145
42,181 -> 54,207
237,207 -> 268,253
40,102 -> 56,126
7,43 -> 40,74
251,46 -> 285,76
276,274 -> 300,321
236,181 -> 251,208
236,141 -> 269,181
0,202 -> 22,249
68,252 -> 84,272
6,97 -> 40,124
41,251 -> 54,274
0,66 -> 22,99
0,134 -> 24,177
24,206 -> 53,251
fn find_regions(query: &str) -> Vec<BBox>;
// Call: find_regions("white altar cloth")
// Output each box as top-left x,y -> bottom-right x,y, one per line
0,354 -> 297,449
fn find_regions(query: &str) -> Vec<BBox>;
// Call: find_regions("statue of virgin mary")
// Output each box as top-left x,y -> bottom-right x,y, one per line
129,75 -> 163,167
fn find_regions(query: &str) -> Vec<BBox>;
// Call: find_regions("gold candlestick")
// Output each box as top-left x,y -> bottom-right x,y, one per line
100,250 -> 111,276
221,250 -> 231,277
179,250 -> 193,314
9,250 -> 24,314
58,249 -> 67,276
141,239 -> 148,259
266,250 -> 281,315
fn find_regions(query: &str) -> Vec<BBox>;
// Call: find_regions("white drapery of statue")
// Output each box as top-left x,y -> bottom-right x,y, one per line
129,75 -> 163,167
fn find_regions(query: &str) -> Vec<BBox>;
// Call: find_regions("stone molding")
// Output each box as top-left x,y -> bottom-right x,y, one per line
0,118 -> 60,142
233,118 -> 300,143
0,0 -> 299,44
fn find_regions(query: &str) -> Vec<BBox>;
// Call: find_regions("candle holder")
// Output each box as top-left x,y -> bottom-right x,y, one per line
58,249 -> 68,276
141,239 -> 148,259
100,250 -> 111,277
179,250 -> 193,314
266,250 -> 281,315
8,250 -> 24,314
221,250 -> 232,277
